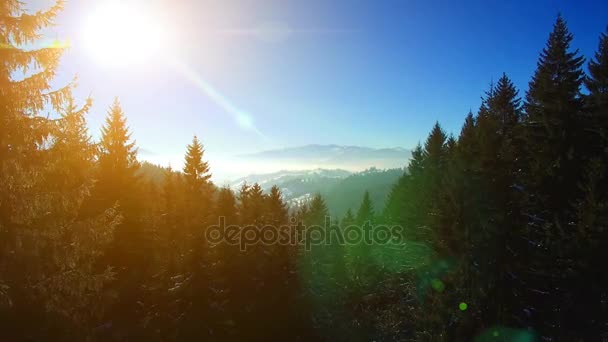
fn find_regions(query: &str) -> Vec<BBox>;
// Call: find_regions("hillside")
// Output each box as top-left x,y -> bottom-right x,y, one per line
229,167 -> 404,217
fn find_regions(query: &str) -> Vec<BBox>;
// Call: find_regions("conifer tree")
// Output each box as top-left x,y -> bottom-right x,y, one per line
245,183 -> 265,225
421,123 -> 447,241
237,182 -> 251,224
48,96 -> 96,192
299,194 -> 346,337
458,78 -> 523,332
423,122 -> 448,174
382,143 -> 427,241
356,191 -> 375,225
175,136 -> 217,340
95,98 -> 141,213
214,186 -> 239,269
93,99 -> 149,338
181,135 -> 212,236
216,186 -> 238,226
160,167 -> 182,272
523,14 -> 585,218
162,167 -> 178,222
305,193 -> 329,226
0,0 -> 67,264
571,27 -> 608,339
445,135 -> 456,155
183,136 -> 211,196
584,28 -> 608,158
489,73 -> 522,135
342,208 -> 356,227
456,112 -> 477,160
351,191 -> 375,285
520,15 -> 586,339
0,2 -> 118,338
408,143 -> 425,177
382,173 -> 408,225
265,185 -> 288,226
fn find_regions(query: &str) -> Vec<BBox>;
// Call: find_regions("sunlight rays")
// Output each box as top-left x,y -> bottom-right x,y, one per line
168,58 -> 269,141
81,0 -> 268,141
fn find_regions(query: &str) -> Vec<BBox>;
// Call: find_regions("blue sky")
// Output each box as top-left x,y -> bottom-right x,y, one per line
33,0 -> 608,171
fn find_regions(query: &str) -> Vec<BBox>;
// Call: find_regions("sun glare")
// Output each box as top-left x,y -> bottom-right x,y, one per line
82,1 -> 169,66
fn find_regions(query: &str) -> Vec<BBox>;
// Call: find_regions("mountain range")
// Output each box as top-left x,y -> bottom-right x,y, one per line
232,144 -> 411,174
139,144 -> 412,215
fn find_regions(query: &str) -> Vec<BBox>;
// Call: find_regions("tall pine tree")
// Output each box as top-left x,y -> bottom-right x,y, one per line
94,98 -> 140,214
0,2 -> 117,339
584,28 -> 608,158
521,14 -> 587,339
523,14 -> 585,218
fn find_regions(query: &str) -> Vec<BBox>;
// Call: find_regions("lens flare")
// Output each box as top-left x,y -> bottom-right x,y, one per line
168,59 -> 268,140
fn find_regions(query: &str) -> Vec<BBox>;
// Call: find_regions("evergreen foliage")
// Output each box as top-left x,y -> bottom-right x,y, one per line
0,5 -> 607,341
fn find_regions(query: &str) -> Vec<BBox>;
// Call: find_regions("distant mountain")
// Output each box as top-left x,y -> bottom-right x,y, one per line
229,168 -> 352,200
236,144 -> 411,171
139,144 -> 409,218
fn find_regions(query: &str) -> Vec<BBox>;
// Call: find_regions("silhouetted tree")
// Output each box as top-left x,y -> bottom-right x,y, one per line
585,28 -> 608,158
520,15 -> 586,338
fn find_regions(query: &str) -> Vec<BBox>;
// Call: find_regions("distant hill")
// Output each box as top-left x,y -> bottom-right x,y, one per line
137,161 -> 171,185
230,167 -> 404,218
323,167 -> 404,218
229,168 -> 352,201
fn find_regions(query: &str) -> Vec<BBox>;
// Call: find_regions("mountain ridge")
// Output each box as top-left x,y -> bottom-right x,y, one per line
233,144 -> 411,173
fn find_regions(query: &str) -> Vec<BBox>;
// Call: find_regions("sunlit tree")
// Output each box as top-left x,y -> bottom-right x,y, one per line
0,1 -> 117,339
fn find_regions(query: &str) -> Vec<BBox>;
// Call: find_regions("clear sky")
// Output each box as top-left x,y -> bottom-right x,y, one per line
32,0 -> 608,171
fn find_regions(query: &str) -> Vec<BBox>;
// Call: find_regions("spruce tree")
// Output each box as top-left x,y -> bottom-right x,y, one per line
181,135 -> 212,235
299,194 -> 345,338
0,2 -> 117,338
421,122 -> 447,242
489,73 -> 522,135
457,112 -> 477,164
47,95 -> 96,192
382,143 -> 428,242
408,143 -> 425,177
523,14 -> 585,218
245,183 -> 265,225
305,193 -> 329,226
177,137 -> 217,340
95,98 -> 140,213
573,27 -> 608,339
183,136 -> 211,197
342,208 -> 356,227
584,28 -> 608,158
0,0 -> 67,264
423,122 -> 448,174
216,186 -> 238,226
160,167 -> 181,272
352,191 -> 375,286
356,191 -> 375,225
382,172 -> 410,225
94,99 -> 148,338
521,15 -> 586,339
265,185 -> 288,226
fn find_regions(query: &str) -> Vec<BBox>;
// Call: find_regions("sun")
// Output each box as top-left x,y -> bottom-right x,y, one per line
82,1 -> 170,66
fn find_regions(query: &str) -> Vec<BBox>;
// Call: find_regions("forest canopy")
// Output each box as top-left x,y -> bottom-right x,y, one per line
1,1 -> 607,341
